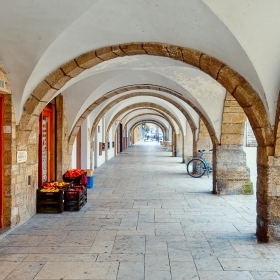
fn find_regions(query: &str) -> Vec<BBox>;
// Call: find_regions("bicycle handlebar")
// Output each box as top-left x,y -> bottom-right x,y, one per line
198,149 -> 213,153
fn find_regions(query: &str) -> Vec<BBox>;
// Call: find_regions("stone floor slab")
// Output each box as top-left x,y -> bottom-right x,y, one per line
34,262 -> 119,279
198,270 -> 255,280
4,262 -> 45,280
0,144 -> 277,280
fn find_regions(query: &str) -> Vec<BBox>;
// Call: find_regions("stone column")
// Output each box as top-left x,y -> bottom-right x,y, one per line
214,92 -> 252,194
176,133 -> 183,158
184,122 -> 194,163
56,95 -> 70,180
172,130 -> 176,156
256,148 -> 280,242
164,128 -> 169,141
196,119 -> 212,154
195,119 -> 212,166
2,94 -> 14,227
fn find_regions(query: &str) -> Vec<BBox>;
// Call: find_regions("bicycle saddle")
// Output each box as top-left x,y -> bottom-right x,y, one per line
198,149 -> 205,153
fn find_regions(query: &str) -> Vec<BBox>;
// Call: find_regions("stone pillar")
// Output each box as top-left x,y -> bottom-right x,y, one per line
165,129 -> 169,141
256,147 -> 280,242
214,92 -> 252,194
196,119 -> 212,164
184,122 -> 194,163
56,95 -> 70,180
2,94 -> 14,227
176,133 -> 183,157
196,119 -> 212,152
172,130 -> 176,156
214,145 -> 251,194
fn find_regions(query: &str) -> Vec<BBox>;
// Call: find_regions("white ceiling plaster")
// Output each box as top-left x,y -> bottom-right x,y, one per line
62,58 -> 225,138
76,86 -> 200,138
0,0 -> 96,122
1,0 -> 274,126
65,67 -> 207,129
102,96 -> 182,134
122,110 -> 164,126
203,0 -> 280,125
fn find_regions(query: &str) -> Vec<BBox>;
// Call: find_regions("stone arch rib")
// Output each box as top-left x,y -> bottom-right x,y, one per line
123,113 -> 168,130
129,120 -> 168,144
69,89 -> 202,152
104,103 -> 182,159
130,120 -> 167,137
19,42 -> 273,153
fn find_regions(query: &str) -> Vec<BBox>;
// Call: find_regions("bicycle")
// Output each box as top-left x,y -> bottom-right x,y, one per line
186,149 -> 213,178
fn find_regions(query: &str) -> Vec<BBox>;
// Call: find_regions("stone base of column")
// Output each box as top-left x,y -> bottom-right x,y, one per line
215,145 -> 252,195
257,209 -> 280,242
256,156 -> 280,242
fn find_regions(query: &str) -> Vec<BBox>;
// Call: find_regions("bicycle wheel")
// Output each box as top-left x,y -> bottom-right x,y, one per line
186,158 -> 206,178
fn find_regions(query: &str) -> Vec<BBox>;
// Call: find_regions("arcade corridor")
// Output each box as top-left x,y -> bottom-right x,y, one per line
0,143 -> 279,280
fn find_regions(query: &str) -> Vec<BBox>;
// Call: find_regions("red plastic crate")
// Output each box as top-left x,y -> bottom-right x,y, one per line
63,171 -> 87,185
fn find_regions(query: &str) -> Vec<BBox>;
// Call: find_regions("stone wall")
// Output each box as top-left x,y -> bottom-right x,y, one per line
1,91 -> 71,228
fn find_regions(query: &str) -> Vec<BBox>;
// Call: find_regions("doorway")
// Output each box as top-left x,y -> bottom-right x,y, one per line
117,123 -> 123,154
38,104 -> 55,187
76,127 -> 81,169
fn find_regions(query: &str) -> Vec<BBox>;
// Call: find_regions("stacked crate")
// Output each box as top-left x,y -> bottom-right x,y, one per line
64,185 -> 87,211
63,171 -> 87,211
36,189 -> 64,213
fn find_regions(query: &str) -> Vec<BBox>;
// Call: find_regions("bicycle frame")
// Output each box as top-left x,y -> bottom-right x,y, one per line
199,152 -> 212,177
186,149 -> 213,178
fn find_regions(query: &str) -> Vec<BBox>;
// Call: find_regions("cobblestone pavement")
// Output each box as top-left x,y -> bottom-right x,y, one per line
0,142 -> 279,279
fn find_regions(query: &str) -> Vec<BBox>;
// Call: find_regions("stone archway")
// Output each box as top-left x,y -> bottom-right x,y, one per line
129,120 -> 168,145
122,113 -> 179,156
17,42 -> 277,242
68,87 -> 211,150
72,91 -> 199,150
19,43 -> 272,151
123,113 -> 168,134
104,102 -> 184,158
85,95 -> 192,167
121,114 -> 173,151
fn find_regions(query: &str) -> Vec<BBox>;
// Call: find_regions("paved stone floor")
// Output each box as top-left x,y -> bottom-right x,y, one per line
0,142 -> 280,279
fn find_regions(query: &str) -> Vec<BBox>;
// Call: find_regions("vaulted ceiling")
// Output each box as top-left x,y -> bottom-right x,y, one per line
0,0 -> 279,139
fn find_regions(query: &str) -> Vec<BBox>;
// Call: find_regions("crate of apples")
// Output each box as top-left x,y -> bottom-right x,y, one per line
40,181 -> 70,192
63,169 -> 87,184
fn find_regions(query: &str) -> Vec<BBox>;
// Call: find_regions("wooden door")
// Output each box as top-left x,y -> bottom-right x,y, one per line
76,127 -> 81,169
117,125 -> 121,154
0,95 -> 3,227
39,104 -> 55,186
120,123 -> 123,152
